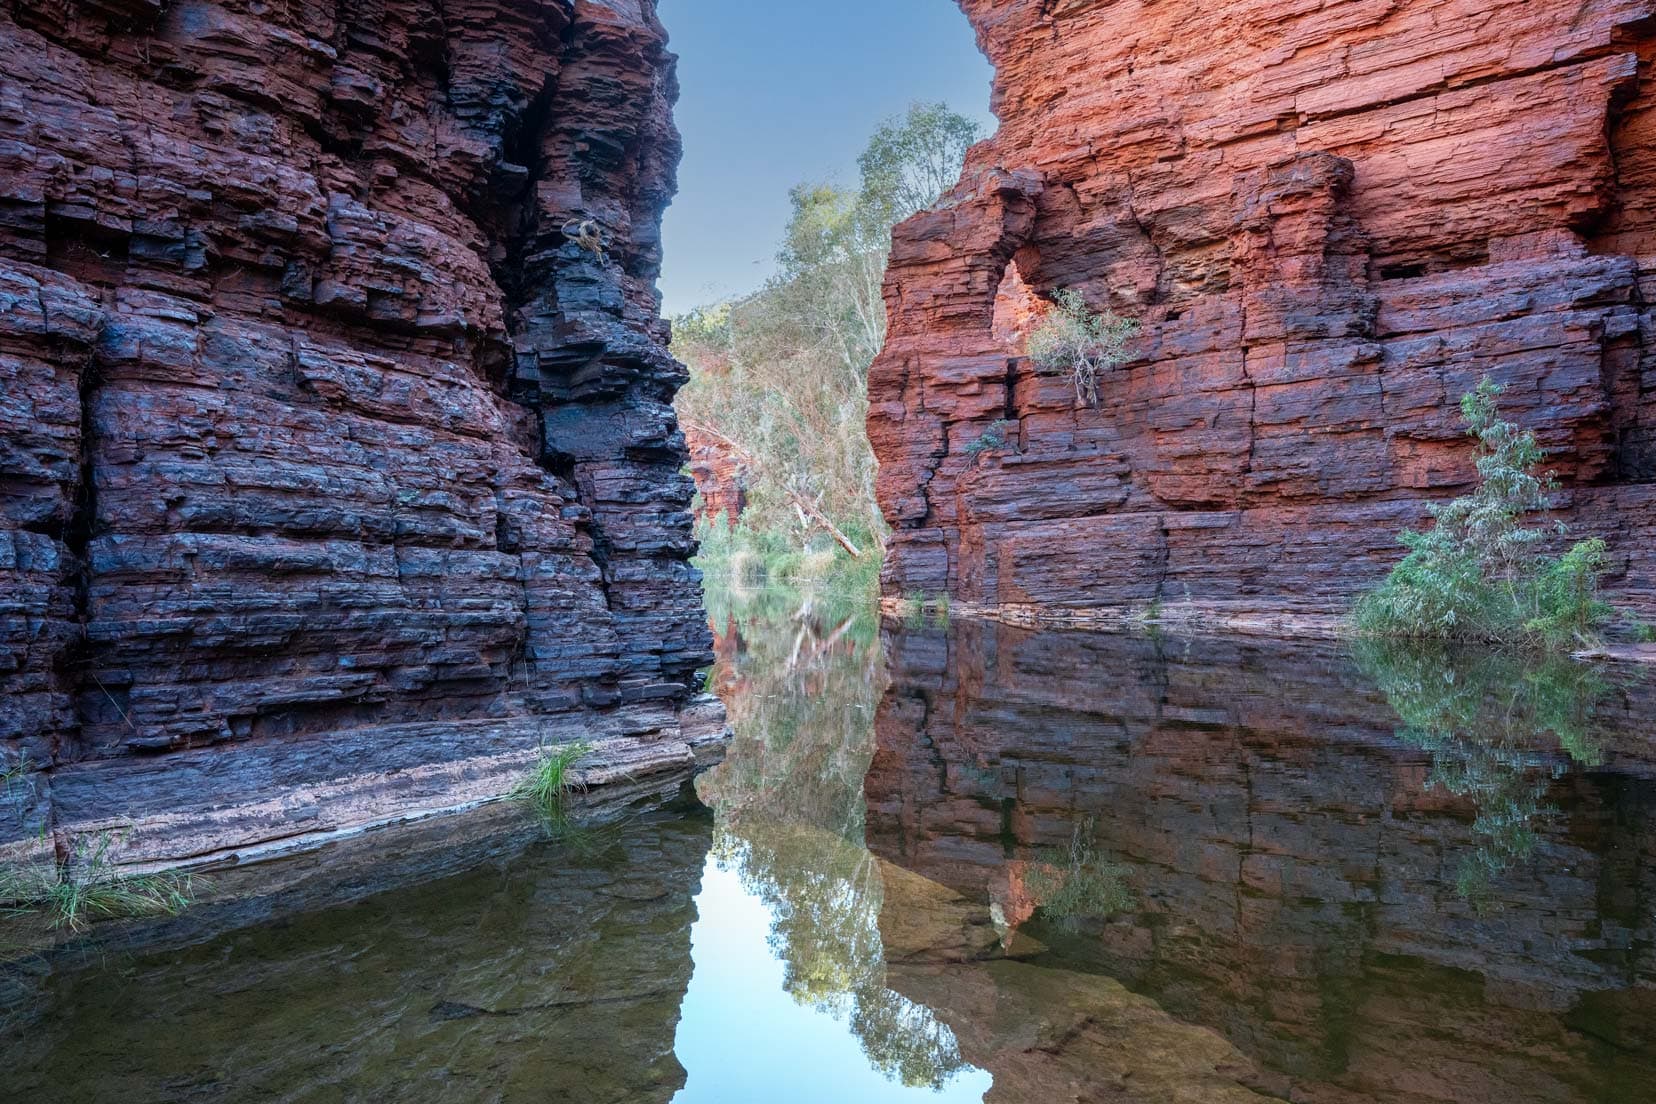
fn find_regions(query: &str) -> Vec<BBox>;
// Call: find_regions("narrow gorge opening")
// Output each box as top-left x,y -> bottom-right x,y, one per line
657,0 -> 995,606
9,4 -> 1656,1103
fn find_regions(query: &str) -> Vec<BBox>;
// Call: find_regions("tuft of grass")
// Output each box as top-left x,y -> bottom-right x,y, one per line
0,832 -> 194,932
901,591 -> 950,630
512,742 -> 593,811
1,753 -> 34,813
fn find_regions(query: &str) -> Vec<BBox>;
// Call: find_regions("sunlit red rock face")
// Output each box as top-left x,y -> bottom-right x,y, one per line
0,0 -> 717,860
870,0 -> 1656,620
684,423 -> 748,527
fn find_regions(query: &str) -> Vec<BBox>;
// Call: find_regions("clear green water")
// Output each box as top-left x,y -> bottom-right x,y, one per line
6,586 -> 1656,1102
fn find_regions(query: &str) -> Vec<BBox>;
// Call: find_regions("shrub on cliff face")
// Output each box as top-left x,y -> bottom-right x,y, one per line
1354,379 -> 1612,649
962,419 -> 1016,460
1025,289 -> 1140,407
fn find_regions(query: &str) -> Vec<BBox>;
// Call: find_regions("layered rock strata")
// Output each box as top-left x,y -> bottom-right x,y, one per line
870,0 -> 1656,621
867,623 -> 1656,1102
0,0 -> 718,863
684,422 -> 748,528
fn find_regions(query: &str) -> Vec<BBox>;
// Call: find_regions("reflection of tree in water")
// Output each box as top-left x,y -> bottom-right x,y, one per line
1023,818 -> 1133,931
699,583 -> 881,845
696,585 -> 969,1089
1355,640 -> 1610,902
718,823 -> 883,1014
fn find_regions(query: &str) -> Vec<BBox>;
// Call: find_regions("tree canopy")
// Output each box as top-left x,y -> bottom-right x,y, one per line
675,103 -> 981,581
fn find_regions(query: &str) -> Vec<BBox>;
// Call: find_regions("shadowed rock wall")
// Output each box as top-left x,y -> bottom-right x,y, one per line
0,0 -> 717,859
870,0 -> 1656,621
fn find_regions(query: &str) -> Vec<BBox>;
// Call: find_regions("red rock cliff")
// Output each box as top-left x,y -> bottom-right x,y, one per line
684,422 -> 748,528
0,0 -> 717,859
870,0 -> 1656,621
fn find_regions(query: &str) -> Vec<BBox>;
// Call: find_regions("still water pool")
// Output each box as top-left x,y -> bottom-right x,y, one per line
6,587 -> 1656,1101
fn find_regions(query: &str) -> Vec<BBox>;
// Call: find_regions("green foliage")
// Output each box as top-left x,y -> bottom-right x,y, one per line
1356,639 -> 1610,902
1354,378 -> 1613,649
962,419 -> 1016,459
697,584 -> 969,1091
1627,614 -> 1656,643
1025,288 -> 1141,407
1527,538 -> 1613,649
856,102 -> 982,228
1023,818 -> 1133,929
675,103 -> 980,570
900,591 -> 950,630
1,832 -> 194,932
512,742 -> 593,812
703,573 -> 882,656
696,515 -> 881,601
851,987 -> 970,1089
1,753 -> 33,812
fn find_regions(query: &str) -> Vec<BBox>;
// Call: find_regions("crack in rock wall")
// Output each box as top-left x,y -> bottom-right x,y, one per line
870,0 -> 1656,623
0,0 -> 718,861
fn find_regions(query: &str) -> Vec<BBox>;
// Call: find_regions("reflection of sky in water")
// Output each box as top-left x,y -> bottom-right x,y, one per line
671,859 -> 993,1104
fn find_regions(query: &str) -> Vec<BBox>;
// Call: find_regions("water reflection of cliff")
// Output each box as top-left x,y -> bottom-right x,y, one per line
4,807 -> 711,1104
868,621 -> 1656,1102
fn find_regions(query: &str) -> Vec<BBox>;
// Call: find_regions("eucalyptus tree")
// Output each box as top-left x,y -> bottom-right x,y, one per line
677,103 -> 982,575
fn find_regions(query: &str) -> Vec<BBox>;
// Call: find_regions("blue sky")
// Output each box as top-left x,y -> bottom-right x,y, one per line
670,858 -> 994,1103
657,0 -> 995,316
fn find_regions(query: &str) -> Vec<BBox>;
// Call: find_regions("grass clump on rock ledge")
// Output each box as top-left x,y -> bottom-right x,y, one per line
1354,378 -> 1613,650
1,832 -> 195,932
512,742 -> 593,813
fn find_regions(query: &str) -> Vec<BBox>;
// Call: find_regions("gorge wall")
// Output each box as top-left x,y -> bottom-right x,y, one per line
870,0 -> 1656,622
0,0 -> 719,863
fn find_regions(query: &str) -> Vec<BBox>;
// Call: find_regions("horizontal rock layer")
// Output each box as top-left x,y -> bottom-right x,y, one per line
871,0 -> 1656,617
0,0 -> 717,860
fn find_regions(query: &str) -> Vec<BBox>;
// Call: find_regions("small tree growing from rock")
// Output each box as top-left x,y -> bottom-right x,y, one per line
1025,288 -> 1139,407
1354,378 -> 1613,649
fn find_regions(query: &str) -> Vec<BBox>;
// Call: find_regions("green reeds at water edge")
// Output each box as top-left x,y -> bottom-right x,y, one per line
511,742 -> 594,813
1,831 -> 195,932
